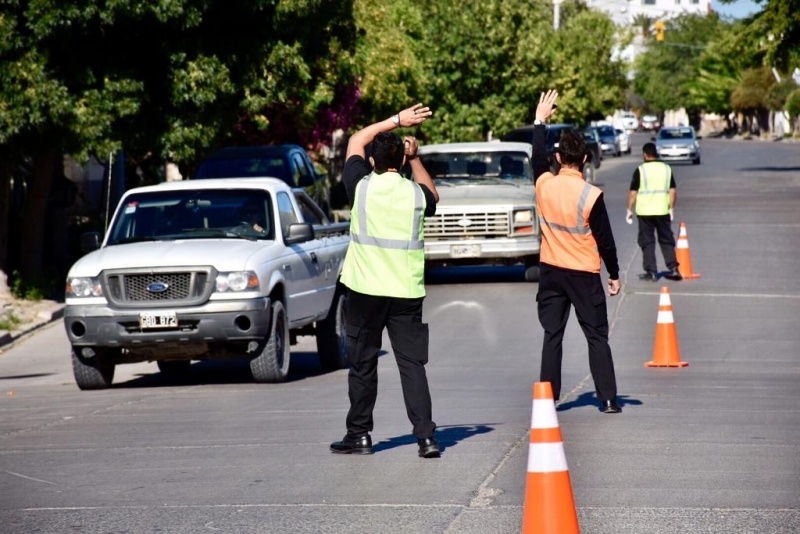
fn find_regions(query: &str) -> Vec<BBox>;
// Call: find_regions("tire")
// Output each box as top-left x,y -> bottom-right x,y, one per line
524,255 -> 540,282
250,300 -> 291,382
583,164 -> 596,184
71,347 -> 115,390
157,360 -> 192,375
316,286 -> 347,371
692,157 -> 701,165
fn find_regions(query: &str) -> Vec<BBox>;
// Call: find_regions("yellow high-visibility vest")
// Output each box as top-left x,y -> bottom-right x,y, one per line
340,171 -> 427,298
635,161 -> 671,216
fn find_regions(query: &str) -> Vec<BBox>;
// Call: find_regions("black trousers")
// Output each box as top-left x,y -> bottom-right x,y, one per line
344,289 -> 436,440
536,264 -> 618,402
637,215 -> 678,274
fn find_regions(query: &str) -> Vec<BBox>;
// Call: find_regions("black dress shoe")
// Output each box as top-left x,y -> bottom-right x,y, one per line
602,400 -> 622,414
666,268 -> 683,281
418,437 -> 441,458
330,434 -> 373,455
638,272 -> 658,282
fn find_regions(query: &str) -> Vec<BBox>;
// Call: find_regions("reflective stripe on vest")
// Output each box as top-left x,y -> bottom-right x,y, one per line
538,182 -> 594,236
636,161 -> 671,216
535,169 -> 602,273
340,171 -> 427,298
351,175 -> 425,250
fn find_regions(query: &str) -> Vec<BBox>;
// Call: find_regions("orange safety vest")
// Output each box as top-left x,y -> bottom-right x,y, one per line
536,168 -> 603,273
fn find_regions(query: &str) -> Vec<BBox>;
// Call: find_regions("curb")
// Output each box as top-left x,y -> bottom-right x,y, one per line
0,303 -> 66,353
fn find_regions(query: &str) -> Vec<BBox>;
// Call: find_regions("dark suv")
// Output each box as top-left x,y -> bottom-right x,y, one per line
194,144 -> 331,214
502,123 -> 601,183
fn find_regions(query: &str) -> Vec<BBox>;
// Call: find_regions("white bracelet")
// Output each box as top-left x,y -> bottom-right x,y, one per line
391,114 -> 400,126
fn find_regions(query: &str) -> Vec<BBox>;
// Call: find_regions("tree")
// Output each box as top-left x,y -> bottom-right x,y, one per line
718,0 -> 800,71
0,1 -> 356,295
633,13 -> 730,117
786,89 -> 800,134
730,66 -> 775,134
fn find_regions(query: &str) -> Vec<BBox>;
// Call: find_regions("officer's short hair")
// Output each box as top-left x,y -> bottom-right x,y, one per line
555,129 -> 586,166
371,133 -> 405,173
643,142 -> 658,159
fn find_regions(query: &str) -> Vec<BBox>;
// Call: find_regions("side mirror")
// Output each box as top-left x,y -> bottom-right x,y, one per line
284,222 -> 315,244
80,231 -> 102,253
696,135 -> 703,140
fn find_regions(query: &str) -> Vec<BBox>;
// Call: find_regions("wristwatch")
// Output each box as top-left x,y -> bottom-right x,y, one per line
533,119 -> 545,126
391,114 -> 400,126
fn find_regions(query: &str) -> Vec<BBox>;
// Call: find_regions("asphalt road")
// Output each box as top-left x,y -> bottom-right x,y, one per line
1,133 -> 799,533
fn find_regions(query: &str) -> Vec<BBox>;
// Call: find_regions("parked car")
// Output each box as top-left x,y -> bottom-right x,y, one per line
653,126 -> 701,165
502,123 -> 601,183
640,115 -> 661,131
417,142 -> 542,281
594,124 -> 621,157
64,178 -> 350,389
614,110 -> 639,132
194,144 -> 331,215
615,128 -> 631,154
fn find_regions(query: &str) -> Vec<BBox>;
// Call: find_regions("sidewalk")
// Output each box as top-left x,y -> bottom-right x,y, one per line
0,297 -> 65,351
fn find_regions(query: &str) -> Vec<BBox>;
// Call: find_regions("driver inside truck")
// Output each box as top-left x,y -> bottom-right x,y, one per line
239,200 -> 267,234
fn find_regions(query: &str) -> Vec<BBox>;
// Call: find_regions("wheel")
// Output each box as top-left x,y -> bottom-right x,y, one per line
71,347 -> 116,390
583,164 -> 596,184
157,360 -> 192,375
250,300 -> 291,382
692,157 -> 701,165
316,286 -> 347,371
524,255 -> 540,282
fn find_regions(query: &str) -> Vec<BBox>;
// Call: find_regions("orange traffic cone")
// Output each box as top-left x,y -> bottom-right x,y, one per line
676,222 -> 700,279
645,287 -> 688,368
522,382 -> 579,534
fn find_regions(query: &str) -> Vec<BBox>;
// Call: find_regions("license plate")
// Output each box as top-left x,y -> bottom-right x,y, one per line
139,311 -> 178,329
451,244 -> 481,258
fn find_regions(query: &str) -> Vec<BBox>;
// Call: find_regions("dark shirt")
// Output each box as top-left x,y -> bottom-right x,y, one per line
630,162 -> 677,190
342,155 -> 437,217
530,124 -> 619,279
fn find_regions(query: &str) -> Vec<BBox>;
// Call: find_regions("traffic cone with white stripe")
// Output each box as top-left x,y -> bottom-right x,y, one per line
645,286 -> 688,367
522,382 -> 579,534
676,222 -> 700,279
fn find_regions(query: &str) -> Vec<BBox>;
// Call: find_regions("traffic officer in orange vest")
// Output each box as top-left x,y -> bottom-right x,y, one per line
626,142 -> 682,282
330,103 -> 442,457
530,89 -> 622,413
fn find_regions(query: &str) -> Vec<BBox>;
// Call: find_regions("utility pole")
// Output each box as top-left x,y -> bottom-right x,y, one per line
553,0 -> 563,30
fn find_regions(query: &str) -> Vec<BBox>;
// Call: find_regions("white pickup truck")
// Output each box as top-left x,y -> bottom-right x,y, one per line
417,142 -> 541,281
63,178 -> 350,390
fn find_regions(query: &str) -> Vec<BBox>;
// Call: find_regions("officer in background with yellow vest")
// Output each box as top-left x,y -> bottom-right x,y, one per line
530,89 -> 623,414
330,103 -> 442,458
626,142 -> 682,282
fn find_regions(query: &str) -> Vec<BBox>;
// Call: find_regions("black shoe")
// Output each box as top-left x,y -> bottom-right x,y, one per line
602,400 -> 622,414
418,437 -> 441,458
330,434 -> 373,455
638,272 -> 658,282
666,268 -> 683,281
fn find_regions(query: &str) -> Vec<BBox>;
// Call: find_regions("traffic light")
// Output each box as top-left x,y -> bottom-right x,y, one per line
654,20 -> 665,42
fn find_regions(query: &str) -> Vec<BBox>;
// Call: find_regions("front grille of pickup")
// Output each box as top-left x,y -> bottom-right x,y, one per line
424,211 -> 509,238
103,268 -> 213,307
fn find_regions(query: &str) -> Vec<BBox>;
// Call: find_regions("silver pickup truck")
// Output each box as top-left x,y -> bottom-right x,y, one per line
63,178 -> 349,389
417,141 -> 541,281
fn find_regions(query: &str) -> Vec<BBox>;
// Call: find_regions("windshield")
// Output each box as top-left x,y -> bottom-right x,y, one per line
419,151 -> 533,184
597,126 -> 616,137
658,128 -> 695,140
106,189 -> 275,245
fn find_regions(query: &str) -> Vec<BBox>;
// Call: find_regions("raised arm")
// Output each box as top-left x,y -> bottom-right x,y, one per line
532,89 -> 559,183
346,103 -> 432,161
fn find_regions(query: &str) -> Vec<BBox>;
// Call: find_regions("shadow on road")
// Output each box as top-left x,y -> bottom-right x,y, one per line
372,423 -> 495,453
557,391 -> 643,412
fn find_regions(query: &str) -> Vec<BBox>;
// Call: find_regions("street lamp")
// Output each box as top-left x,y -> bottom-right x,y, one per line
553,0 -> 563,30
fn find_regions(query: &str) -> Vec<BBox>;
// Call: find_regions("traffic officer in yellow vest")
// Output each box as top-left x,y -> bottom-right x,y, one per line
626,142 -> 682,282
330,103 -> 442,458
531,89 -> 623,414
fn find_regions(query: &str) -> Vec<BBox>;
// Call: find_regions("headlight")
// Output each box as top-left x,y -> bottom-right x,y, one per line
66,277 -> 103,297
512,209 -> 534,235
514,210 -> 533,223
215,271 -> 259,292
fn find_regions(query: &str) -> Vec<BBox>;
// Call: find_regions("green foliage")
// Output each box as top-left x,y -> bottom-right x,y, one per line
765,77 -> 798,111
9,270 -> 46,301
633,14 -> 730,114
0,310 -> 23,332
731,67 -> 775,111
785,88 -> 800,120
